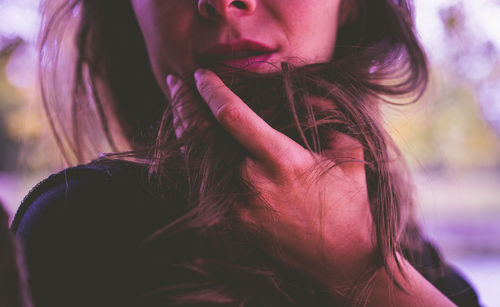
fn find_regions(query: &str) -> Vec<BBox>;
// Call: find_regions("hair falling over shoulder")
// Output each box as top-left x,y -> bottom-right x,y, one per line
38,0 -> 442,306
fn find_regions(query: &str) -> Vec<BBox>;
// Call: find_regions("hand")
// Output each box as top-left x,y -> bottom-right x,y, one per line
167,69 -> 375,290
166,70 -> 458,306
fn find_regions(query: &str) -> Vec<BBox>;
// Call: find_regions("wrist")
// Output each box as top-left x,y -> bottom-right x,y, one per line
368,253 -> 456,306
279,240 -> 377,297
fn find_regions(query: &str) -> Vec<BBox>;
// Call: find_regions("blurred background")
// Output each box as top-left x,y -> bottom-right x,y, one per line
0,0 -> 499,305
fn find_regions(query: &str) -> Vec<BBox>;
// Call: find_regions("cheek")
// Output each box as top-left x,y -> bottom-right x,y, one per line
279,0 -> 341,62
132,2 -> 196,81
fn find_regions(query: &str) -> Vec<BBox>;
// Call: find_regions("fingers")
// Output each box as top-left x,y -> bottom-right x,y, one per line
194,68 -> 309,169
167,74 -> 214,142
166,75 -> 200,139
167,75 -> 187,139
326,132 -> 364,162
325,132 -> 365,180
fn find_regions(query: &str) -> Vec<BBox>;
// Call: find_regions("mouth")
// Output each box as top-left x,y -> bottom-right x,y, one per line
197,40 -> 278,70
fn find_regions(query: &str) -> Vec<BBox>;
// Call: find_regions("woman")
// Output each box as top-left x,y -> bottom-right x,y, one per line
12,0 -> 480,306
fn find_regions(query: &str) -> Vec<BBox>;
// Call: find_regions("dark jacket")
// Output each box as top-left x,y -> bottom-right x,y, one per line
12,159 -> 481,307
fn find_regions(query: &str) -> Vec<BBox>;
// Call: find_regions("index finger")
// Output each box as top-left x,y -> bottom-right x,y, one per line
194,69 -> 308,168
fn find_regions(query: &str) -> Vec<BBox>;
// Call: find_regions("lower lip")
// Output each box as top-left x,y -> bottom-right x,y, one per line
213,53 -> 275,70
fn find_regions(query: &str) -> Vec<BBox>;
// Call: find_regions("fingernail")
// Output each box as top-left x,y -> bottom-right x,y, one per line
166,74 -> 179,90
194,69 -> 208,82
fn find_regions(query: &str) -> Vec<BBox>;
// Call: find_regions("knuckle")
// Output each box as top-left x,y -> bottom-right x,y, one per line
216,103 -> 241,126
241,158 -> 262,183
275,152 -> 313,180
236,206 -> 259,228
177,85 -> 192,101
197,79 -> 213,95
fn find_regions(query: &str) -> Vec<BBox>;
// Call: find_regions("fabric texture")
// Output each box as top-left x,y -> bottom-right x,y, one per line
11,159 -> 481,307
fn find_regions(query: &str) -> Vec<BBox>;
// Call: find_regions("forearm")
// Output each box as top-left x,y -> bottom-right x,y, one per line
313,253 -> 457,307
367,254 -> 456,307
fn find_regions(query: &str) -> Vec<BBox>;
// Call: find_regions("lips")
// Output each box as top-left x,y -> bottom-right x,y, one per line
197,40 -> 278,70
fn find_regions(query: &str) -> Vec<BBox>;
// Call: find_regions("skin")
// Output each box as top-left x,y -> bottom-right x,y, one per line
131,0 -> 456,305
167,70 -> 456,306
130,0 -> 342,97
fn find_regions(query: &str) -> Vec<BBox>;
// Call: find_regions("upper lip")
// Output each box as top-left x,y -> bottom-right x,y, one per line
197,39 -> 277,64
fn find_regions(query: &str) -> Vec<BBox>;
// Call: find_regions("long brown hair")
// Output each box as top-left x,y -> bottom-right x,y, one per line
39,0 -> 440,306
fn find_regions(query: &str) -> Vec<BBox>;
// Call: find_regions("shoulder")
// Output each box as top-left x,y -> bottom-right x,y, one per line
13,162 -> 111,233
11,159 -> 174,307
12,158 -> 181,247
12,159 -> 155,238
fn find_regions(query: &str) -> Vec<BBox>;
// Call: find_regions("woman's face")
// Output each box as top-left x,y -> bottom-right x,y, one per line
131,0 -> 344,91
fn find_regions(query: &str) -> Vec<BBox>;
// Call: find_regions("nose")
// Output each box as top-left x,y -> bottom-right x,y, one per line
198,0 -> 257,19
